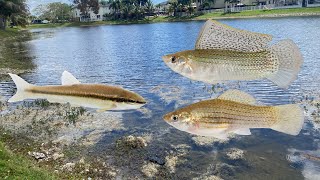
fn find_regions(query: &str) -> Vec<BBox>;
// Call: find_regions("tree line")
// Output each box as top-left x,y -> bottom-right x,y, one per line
0,0 -> 28,30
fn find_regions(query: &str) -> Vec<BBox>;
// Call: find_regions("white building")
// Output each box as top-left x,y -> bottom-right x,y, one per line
73,4 -> 112,22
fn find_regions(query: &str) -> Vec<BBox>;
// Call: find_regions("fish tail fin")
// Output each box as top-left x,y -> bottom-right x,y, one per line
267,39 -> 303,88
271,104 -> 304,135
8,73 -> 33,102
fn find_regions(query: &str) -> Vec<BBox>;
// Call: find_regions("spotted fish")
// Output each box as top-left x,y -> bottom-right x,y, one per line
8,71 -> 146,111
162,20 -> 303,88
163,90 -> 304,139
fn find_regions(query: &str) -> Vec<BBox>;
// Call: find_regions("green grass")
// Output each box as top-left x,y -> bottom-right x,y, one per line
0,142 -> 57,179
195,6 -> 320,19
0,28 -> 20,39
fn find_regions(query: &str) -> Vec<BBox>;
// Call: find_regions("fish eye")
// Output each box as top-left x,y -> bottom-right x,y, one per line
172,115 -> 178,121
171,56 -> 176,63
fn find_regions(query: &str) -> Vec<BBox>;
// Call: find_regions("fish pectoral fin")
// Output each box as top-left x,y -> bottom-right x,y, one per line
96,104 -> 117,112
195,20 -> 272,52
232,128 -> 251,135
61,71 -> 81,85
217,89 -> 256,105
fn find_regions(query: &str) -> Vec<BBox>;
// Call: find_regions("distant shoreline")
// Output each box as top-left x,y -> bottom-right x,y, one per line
27,12 -> 320,29
0,7 -> 319,32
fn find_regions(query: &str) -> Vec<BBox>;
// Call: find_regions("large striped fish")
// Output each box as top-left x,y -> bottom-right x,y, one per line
162,20 -> 303,88
163,90 -> 304,139
8,71 -> 146,111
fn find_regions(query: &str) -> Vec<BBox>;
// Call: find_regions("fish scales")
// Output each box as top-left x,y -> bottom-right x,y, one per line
187,99 -> 277,128
163,89 -> 303,138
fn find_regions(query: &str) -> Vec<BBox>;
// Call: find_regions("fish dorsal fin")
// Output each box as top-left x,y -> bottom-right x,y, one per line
61,71 -> 81,85
217,90 -> 256,105
195,20 -> 273,52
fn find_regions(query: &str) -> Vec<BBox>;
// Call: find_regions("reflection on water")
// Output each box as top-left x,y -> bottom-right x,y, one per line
0,32 -> 35,79
0,17 -> 320,179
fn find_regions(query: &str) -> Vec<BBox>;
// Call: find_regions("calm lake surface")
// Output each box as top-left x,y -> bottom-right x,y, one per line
1,17 -> 320,179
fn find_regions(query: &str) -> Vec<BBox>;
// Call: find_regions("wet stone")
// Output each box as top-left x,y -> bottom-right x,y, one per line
115,135 -> 147,150
224,148 -> 245,160
28,151 -> 46,160
147,155 -> 166,166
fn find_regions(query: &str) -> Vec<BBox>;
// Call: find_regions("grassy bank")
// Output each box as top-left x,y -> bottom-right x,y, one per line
194,6 -> 320,19
0,28 -> 20,38
0,142 -> 57,179
26,6 -> 320,29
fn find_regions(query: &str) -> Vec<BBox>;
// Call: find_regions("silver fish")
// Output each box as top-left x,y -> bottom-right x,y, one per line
8,71 -> 146,111
163,20 -> 303,88
163,90 -> 304,139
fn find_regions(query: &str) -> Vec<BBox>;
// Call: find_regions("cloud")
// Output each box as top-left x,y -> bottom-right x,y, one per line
27,0 -> 71,12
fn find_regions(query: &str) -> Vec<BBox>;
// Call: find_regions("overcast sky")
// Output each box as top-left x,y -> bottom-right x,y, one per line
27,0 -> 163,12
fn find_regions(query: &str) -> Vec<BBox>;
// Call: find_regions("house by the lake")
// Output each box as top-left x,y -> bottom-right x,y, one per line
73,4 -> 112,22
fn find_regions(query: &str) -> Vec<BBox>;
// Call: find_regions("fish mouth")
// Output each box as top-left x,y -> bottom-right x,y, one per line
162,54 -> 172,64
163,112 -> 172,122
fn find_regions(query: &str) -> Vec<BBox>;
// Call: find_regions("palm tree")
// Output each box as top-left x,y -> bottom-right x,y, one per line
0,0 -> 28,30
144,0 -> 154,19
169,0 -> 179,16
201,1 -> 210,10
109,0 -> 121,19
187,4 -> 194,16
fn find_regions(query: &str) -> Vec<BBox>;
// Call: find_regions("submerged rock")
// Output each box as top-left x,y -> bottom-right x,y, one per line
213,163 -> 235,178
52,152 -> 64,160
165,155 -> 179,173
61,162 -> 76,172
0,101 -> 125,146
116,135 -> 147,150
141,162 -> 160,178
191,136 -> 231,147
28,151 -> 46,160
224,148 -> 245,160
193,175 -> 223,180
147,155 -> 166,166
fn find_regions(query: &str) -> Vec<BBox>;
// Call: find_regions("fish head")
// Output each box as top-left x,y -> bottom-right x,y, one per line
127,91 -> 147,104
163,109 -> 194,132
162,51 -> 193,75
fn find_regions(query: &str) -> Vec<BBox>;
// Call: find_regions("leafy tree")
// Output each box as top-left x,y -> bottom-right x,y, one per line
145,0 -> 154,16
187,4 -> 194,16
109,0 -> 122,18
169,0 -> 179,16
0,0 -> 28,30
107,0 -> 154,20
33,3 -> 72,23
73,0 -> 100,21
302,0 -> 307,7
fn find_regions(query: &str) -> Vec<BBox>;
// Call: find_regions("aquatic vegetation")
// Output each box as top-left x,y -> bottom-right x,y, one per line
0,32 -> 35,80
163,20 -> 303,88
0,100 -> 125,146
287,148 -> 320,180
0,142 -> 57,179
164,90 -> 303,139
115,135 -> 147,150
64,107 -> 86,125
8,71 -> 146,111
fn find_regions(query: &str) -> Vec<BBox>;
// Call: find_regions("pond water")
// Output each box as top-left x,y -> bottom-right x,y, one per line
1,17 -> 320,179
